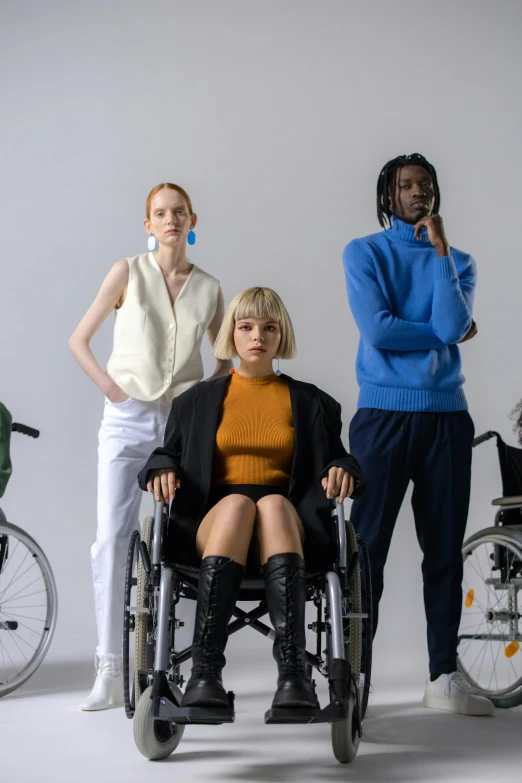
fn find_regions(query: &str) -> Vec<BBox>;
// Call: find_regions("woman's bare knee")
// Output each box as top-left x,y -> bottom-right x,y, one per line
220,494 -> 257,520
196,494 -> 256,561
255,494 -> 304,561
256,495 -> 303,535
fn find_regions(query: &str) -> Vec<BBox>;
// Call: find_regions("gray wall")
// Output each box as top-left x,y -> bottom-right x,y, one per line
1,0 -> 521,682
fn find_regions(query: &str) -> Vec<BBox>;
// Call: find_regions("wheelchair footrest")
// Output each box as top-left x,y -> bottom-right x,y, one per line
265,699 -> 348,725
156,692 -> 235,725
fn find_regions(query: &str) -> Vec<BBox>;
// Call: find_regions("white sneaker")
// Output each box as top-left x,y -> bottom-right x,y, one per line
80,656 -> 124,711
423,672 -> 495,716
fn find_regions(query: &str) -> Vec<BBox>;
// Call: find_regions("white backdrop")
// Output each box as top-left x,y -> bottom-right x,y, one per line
1,0 -> 521,684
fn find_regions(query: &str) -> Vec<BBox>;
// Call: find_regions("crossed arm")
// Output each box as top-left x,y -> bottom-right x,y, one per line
342,240 -> 477,351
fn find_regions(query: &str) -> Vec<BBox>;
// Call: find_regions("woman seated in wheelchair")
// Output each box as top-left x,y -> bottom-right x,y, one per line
138,287 -> 364,712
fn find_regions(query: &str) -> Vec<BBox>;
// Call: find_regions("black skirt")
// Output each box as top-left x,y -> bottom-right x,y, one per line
206,483 -> 289,507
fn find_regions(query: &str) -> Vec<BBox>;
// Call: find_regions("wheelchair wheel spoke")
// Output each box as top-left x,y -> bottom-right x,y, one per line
1,578 -> 45,606
0,637 -> 20,677
0,549 -> 32,602
2,589 -> 47,605
476,635 -> 490,684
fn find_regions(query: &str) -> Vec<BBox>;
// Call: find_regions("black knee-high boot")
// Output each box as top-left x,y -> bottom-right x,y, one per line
181,556 -> 244,707
263,552 -> 319,709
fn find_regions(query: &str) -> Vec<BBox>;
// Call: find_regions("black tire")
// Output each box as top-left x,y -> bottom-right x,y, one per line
123,530 -> 140,718
491,689 -> 522,709
345,523 -> 363,683
135,516 -> 154,704
357,535 -> 373,720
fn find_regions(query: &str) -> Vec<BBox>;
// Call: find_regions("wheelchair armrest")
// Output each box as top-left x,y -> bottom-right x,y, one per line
492,496 -> 522,508
151,500 -> 167,576
330,499 -> 348,568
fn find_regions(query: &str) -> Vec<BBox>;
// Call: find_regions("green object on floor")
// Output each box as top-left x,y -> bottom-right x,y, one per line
0,402 -> 13,498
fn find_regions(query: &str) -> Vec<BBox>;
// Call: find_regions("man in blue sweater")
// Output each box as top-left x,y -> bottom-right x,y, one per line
343,153 -> 493,716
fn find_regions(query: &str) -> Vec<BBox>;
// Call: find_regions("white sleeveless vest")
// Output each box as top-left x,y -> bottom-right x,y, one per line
106,253 -> 220,402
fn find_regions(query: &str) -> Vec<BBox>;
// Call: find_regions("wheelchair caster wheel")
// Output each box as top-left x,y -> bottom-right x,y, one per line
133,684 -> 185,760
331,683 -> 360,764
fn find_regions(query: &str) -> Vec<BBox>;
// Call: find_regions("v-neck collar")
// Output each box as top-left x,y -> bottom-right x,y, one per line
147,252 -> 196,309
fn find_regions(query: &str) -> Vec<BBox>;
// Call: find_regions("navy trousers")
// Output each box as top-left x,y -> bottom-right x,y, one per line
349,408 -> 475,676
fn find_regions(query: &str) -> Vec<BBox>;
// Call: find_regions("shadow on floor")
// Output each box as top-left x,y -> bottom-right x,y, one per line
3,659 -> 94,700
218,700 -> 522,782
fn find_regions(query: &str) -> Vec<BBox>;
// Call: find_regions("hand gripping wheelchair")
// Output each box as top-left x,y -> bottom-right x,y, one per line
458,431 -> 522,708
123,497 -> 373,764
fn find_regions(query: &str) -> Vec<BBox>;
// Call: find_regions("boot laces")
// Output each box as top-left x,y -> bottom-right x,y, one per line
279,572 -> 305,677
195,571 -> 225,676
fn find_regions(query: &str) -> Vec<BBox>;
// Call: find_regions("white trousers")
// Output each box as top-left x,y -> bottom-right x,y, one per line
91,396 -> 196,658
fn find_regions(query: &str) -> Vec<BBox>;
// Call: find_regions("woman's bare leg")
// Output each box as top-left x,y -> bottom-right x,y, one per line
196,494 -> 257,565
255,494 -> 305,563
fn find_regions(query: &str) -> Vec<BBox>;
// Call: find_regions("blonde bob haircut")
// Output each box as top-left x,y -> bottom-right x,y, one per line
213,287 -> 297,361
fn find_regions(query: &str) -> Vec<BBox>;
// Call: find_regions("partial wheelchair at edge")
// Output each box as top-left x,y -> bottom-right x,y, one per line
458,430 -> 522,708
0,404 -> 58,697
123,496 -> 373,764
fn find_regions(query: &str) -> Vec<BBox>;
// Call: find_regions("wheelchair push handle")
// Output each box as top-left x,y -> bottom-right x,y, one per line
472,431 -> 500,448
11,423 -> 40,439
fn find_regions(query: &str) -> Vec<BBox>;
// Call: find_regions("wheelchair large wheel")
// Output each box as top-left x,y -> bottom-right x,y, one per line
0,520 -> 58,697
331,681 -> 360,764
123,530 -> 140,717
124,517 -> 155,718
458,529 -> 522,708
133,683 -> 185,760
134,516 -> 154,704
357,535 -> 373,720
344,523 -> 373,720
325,570 -> 360,764
345,523 -> 362,680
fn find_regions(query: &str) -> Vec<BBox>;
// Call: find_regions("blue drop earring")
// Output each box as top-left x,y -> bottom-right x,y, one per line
187,229 -> 196,246
147,233 -> 158,252
275,358 -> 281,376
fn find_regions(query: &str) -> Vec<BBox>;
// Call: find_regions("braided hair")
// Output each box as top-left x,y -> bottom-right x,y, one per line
377,153 -> 441,229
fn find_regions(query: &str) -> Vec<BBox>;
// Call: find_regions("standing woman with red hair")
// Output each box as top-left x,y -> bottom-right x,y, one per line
69,184 -> 230,710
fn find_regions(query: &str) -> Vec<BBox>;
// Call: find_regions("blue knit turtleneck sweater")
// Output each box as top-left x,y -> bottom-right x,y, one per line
342,218 -> 477,412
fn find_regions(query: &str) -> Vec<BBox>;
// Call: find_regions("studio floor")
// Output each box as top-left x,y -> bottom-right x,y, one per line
2,650 -> 521,783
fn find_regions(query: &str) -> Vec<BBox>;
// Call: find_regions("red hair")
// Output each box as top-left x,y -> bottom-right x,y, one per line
146,183 -> 193,219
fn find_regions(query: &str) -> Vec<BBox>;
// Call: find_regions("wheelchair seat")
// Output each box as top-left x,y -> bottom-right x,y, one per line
172,562 -> 324,603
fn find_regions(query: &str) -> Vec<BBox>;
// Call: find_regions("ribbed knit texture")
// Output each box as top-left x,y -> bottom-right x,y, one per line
212,372 -> 294,486
342,218 -> 477,413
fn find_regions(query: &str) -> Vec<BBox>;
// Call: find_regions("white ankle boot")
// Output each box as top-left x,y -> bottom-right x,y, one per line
80,656 -> 124,711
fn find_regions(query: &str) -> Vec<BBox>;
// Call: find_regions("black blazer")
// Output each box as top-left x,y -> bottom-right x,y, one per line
138,373 -> 365,569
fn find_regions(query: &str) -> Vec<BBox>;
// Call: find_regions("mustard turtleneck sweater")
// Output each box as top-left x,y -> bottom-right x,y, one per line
212,371 -> 295,486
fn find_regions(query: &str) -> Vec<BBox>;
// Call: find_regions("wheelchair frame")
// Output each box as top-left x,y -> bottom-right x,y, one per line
124,497 -> 372,763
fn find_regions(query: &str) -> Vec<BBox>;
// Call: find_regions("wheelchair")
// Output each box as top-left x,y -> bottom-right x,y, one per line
458,430 -> 522,708
0,420 -> 58,697
123,497 -> 373,764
